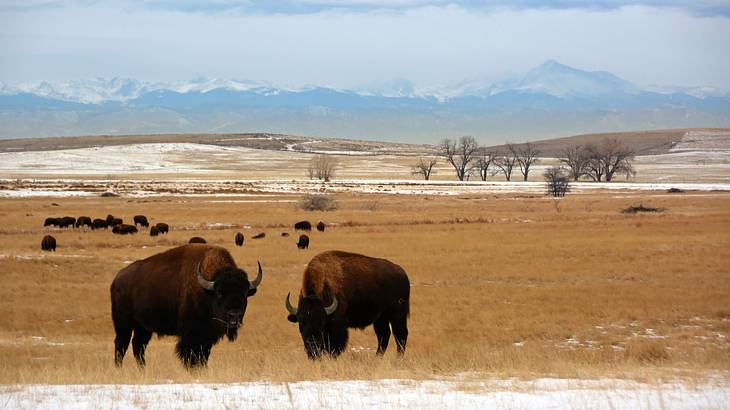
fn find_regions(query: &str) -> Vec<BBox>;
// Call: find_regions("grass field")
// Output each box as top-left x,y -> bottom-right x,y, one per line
0,189 -> 728,385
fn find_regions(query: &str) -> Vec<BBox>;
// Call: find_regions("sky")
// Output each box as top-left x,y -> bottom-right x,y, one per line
1,0 -> 729,91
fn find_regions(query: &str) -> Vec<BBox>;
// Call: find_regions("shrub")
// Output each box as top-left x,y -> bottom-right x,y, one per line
621,204 -> 663,214
298,194 -> 338,211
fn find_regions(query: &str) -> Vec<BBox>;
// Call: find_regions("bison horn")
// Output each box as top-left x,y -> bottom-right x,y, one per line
324,296 -> 338,315
196,262 -> 216,291
249,261 -> 263,289
285,292 -> 298,315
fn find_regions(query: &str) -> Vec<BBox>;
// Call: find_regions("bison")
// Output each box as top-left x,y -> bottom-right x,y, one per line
57,216 -> 76,229
252,233 -> 265,239
189,237 -> 207,244
110,218 -> 123,227
92,218 -> 108,230
155,222 -> 169,234
285,251 -> 410,359
297,234 -> 309,249
106,214 -> 115,225
150,226 -> 160,237
133,215 -> 149,228
235,232 -> 244,246
112,224 -> 138,235
281,232 -> 290,237
43,217 -> 58,227
316,221 -> 325,232
294,221 -> 312,231
41,235 -> 56,251
76,216 -> 92,228
110,244 -> 263,368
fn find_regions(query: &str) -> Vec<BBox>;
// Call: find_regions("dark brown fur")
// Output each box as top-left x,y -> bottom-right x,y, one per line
41,235 -> 56,251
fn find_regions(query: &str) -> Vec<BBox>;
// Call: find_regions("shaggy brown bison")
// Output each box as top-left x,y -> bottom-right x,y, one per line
285,251 -> 410,359
43,217 -> 58,227
133,215 -> 149,227
106,214 -> 115,225
110,244 -> 263,368
109,218 -> 123,227
57,216 -> 76,229
297,234 -> 309,249
316,221 -> 325,232
189,237 -> 207,244
112,224 -> 138,235
92,218 -> 108,230
294,221 -> 311,231
155,222 -> 169,234
150,226 -> 160,237
76,216 -> 92,228
41,235 -> 56,251
235,232 -> 244,246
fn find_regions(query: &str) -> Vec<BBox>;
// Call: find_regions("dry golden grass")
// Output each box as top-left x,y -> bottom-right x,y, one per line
0,191 -> 728,384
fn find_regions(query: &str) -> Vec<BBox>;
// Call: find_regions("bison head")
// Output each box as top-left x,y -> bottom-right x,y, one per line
196,262 -> 262,340
285,293 -> 337,359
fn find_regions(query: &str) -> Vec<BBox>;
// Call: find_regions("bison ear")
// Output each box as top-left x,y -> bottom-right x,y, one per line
247,288 -> 257,297
287,314 -> 298,323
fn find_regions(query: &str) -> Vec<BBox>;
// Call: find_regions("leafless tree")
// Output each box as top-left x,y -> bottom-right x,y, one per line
560,145 -> 591,181
439,136 -> 479,181
475,148 -> 496,181
585,139 -> 635,182
494,149 -> 518,181
307,154 -> 339,182
544,166 -> 570,197
412,158 -> 438,180
511,142 -> 540,181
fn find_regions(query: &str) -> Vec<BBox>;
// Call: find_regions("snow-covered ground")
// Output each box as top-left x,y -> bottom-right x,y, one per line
1,378 -> 727,409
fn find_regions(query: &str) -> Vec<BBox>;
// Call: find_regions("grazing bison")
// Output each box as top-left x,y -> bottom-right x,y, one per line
189,237 -> 207,244
294,221 -> 312,231
110,244 -> 263,368
297,235 -> 309,249
285,251 -> 410,359
281,232 -> 290,237
133,215 -> 149,228
110,218 -> 123,227
235,232 -> 244,246
57,216 -> 76,229
150,226 -> 160,237
76,216 -> 92,228
41,235 -> 56,251
112,224 -> 138,235
316,221 -> 326,232
92,218 -> 108,230
44,217 -> 58,227
155,222 -> 169,234
252,233 -> 265,239
106,214 -> 115,225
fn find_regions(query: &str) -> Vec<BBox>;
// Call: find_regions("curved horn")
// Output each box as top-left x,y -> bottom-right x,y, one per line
249,261 -> 263,289
324,296 -> 338,315
285,292 -> 298,315
196,262 -> 215,291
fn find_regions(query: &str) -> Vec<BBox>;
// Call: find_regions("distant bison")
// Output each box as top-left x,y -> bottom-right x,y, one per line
76,216 -> 92,228
57,216 -> 76,229
43,217 -> 58,227
110,218 -> 123,227
294,221 -> 312,231
235,232 -> 244,246
133,215 -> 149,228
150,226 -> 160,237
41,235 -> 56,252
252,233 -> 265,239
112,224 -> 138,235
92,218 -> 108,230
316,221 -> 325,232
189,237 -> 207,244
155,223 -> 169,234
297,235 -> 309,249
110,244 -> 263,368
106,214 -> 115,225
286,251 -> 410,359
281,232 -> 290,237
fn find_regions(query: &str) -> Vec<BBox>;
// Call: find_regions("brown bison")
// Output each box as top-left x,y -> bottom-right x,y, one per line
91,218 -> 108,230
109,218 -> 123,227
281,232 -> 290,237
76,216 -> 92,228
110,244 -> 263,368
285,251 -> 410,359
112,224 -> 138,235
155,222 -> 169,234
294,221 -> 311,231
316,221 -> 325,232
57,216 -> 76,229
189,236 -> 207,244
106,214 -> 115,225
252,232 -> 265,239
133,215 -> 149,228
297,234 -> 309,249
150,226 -> 160,237
44,217 -> 58,227
41,235 -> 56,251
235,232 -> 244,246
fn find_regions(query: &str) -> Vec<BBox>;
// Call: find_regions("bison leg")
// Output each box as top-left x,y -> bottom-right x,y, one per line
113,326 -> 132,367
325,327 -> 348,358
132,325 -> 153,368
374,316 -> 391,355
391,315 -> 408,355
176,339 -> 212,368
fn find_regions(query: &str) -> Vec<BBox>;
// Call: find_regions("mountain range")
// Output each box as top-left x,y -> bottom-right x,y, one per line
1,60 -> 729,143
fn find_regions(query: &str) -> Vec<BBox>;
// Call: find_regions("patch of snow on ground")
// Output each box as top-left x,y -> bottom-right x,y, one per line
1,378 -> 727,409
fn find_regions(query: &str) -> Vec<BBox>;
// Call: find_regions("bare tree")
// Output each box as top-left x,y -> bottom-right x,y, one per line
560,145 -> 591,181
307,154 -> 339,182
439,136 -> 479,181
494,150 -> 518,181
511,142 -> 540,181
475,148 -> 496,181
412,158 -> 438,180
544,166 -> 570,197
585,139 -> 635,182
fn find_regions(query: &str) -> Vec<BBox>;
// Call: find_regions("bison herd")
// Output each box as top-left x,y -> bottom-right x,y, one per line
41,214 -> 170,251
